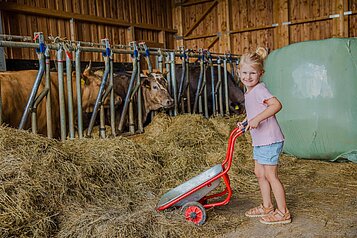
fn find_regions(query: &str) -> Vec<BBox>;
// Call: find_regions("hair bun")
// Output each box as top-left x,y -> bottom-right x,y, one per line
255,47 -> 268,60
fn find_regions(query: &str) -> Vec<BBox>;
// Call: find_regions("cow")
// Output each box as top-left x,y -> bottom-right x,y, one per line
175,64 -> 245,116
87,69 -> 173,132
112,70 -> 174,128
0,65 -> 111,139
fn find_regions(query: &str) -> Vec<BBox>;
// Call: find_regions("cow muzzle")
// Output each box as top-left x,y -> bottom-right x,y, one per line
163,98 -> 174,108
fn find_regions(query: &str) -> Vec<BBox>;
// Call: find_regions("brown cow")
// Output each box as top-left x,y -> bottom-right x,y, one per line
112,70 -> 174,124
0,66 -> 109,138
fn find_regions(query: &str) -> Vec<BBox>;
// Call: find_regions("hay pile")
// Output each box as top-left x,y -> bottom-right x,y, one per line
0,113 -> 258,238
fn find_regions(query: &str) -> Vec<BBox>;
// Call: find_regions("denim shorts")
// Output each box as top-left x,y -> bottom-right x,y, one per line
253,141 -> 284,165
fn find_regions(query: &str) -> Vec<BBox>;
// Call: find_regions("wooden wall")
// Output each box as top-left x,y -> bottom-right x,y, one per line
173,0 -> 357,55
1,0 -> 357,62
0,0 -> 176,62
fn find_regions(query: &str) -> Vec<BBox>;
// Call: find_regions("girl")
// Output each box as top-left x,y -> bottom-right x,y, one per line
237,47 -> 291,224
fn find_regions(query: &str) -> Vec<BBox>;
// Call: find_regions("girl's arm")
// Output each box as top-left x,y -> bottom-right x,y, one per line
249,97 -> 282,129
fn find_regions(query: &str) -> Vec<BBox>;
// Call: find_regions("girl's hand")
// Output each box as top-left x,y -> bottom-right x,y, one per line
248,118 -> 260,129
237,120 -> 248,130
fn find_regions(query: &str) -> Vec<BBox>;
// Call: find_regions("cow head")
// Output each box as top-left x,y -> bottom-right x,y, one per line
80,63 -> 121,113
141,70 -> 174,119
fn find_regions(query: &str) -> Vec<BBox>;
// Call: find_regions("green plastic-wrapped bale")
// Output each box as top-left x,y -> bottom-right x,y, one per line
263,38 -> 357,162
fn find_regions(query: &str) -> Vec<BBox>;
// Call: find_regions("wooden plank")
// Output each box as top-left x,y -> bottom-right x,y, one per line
173,3 -> 184,48
158,30 -> 166,49
184,33 -> 217,40
0,2 -> 177,33
206,35 -> 219,50
273,0 -> 289,49
217,0 -> 230,53
179,0 -> 215,7
184,0 -> 218,36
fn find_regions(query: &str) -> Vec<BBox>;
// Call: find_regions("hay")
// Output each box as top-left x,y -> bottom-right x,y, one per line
1,114 -> 356,238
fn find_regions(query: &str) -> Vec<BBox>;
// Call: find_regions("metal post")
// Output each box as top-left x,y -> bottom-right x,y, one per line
223,57 -> 229,115
66,47 -> 75,139
185,57 -> 191,113
44,47 -> 53,138
118,42 -> 138,133
177,48 -> 186,113
158,50 -> 163,73
169,52 -> 178,116
165,54 -> 172,115
136,51 -> 143,133
87,40 -> 111,137
209,53 -> 216,116
193,52 -> 204,113
57,44 -> 67,140
217,57 -> 223,116
75,43 -> 83,139
109,54 -> 116,137
19,32 -> 45,131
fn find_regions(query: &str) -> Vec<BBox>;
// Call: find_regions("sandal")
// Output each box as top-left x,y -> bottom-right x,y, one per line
260,209 -> 292,224
245,204 -> 274,217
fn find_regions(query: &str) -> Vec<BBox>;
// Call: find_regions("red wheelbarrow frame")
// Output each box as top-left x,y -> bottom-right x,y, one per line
156,126 -> 246,211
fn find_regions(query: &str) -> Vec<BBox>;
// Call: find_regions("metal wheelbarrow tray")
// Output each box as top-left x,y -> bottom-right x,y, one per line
156,123 -> 247,225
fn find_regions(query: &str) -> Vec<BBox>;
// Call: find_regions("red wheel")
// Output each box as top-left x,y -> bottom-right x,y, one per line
181,202 -> 206,225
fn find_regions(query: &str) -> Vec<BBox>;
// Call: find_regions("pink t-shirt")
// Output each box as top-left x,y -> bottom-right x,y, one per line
245,83 -> 284,146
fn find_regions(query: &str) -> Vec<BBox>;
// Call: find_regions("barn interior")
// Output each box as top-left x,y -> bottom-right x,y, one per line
0,0 -> 357,237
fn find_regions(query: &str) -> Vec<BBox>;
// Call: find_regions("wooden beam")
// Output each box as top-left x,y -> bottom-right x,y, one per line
289,15 -> 332,26
0,2 -> 177,33
230,25 -> 276,34
178,0 -> 215,7
184,33 -> 217,40
184,0 -> 218,37
207,35 -> 219,50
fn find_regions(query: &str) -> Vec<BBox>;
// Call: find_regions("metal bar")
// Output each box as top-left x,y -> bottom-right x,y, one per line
118,57 -> 138,132
136,54 -> 143,133
193,55 -> 204,113
100,103 -> 106,138
216,57 -> 223,116
45,47 -> 53,138
165,54 -> 172,116
57,45 -> 67,141
66,49 -> 75,139
0,40 -> 240,61
19,43 -> 45,130
223,58 -> 229,115
177,53 -> 186,110
185,59 -> 191,113
75,44 -> 83,139
203,62 -> 208,118
31,88 -> 49,134
86,55 -> 110,136
109,56 -> 116,137
209,56 -> 216,115
169,52 -> 178,116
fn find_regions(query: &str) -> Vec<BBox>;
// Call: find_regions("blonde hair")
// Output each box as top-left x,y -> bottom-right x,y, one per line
238,47 -> 268,73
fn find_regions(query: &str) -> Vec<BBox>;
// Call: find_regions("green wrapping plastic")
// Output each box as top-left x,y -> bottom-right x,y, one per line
262,38 -> 357,162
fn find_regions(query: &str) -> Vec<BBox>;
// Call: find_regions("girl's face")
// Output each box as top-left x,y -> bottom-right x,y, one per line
238,64 -> 262,91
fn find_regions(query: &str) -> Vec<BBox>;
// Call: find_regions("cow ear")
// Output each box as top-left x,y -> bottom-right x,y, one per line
142,69 -> 151,76
161,69 -> 169,78
94,70 -> 104,79
141,78 -> 151,89
83,61 -> 92,77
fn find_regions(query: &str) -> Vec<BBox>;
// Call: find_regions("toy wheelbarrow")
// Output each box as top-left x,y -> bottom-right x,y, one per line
156,122 -> 247,225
